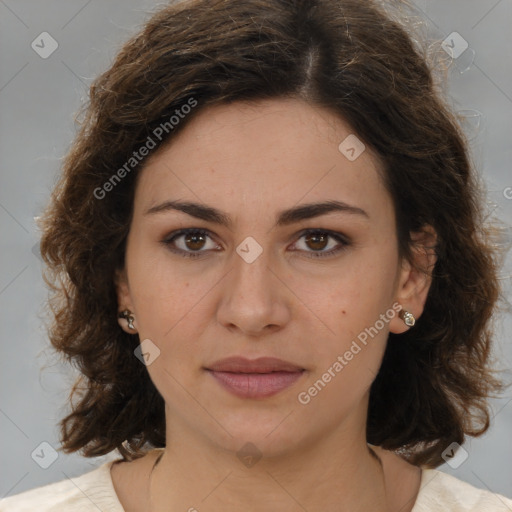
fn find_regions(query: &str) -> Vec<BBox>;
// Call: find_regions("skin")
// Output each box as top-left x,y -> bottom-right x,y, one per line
112,98 -> 437,512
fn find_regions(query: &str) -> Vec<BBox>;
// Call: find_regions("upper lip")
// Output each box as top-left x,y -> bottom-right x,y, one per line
205,356 -> 305,373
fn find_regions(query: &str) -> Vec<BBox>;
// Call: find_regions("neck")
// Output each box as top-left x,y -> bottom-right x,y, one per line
148,416 -> 391,512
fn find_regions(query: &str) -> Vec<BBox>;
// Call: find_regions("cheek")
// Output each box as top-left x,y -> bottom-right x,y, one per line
302,251 -> 396,327
296,270 -> 393,412
296,249 -> 397,370
125,240 -> 207,341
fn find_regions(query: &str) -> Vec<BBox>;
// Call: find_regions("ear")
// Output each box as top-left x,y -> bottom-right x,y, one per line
114,267 -> 136,333
389,225 -> 438,334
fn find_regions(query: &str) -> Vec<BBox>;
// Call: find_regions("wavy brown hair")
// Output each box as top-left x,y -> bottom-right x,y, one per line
39,0 -> 508,467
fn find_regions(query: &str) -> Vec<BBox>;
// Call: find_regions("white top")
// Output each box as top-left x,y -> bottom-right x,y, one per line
1,459 -> 511,511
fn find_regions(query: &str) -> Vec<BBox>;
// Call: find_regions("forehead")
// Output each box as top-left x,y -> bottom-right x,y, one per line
134,98 -> 393,227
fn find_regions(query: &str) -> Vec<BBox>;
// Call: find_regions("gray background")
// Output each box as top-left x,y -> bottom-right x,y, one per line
1,0 -> 511,501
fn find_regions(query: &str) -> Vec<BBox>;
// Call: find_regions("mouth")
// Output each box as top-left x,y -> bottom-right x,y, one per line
204,356 -> 306,399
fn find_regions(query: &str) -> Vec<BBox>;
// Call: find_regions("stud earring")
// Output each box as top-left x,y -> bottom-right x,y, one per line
118,309 -> 135,330
399,309 -> 415,327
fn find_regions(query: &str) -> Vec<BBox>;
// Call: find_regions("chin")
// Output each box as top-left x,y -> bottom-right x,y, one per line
201,412 -> 304,457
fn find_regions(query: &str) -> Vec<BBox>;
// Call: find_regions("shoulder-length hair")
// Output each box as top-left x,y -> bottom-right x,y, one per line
39,0 -> 507,466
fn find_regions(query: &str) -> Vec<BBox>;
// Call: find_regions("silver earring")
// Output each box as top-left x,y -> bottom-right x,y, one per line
399,309 -> 415,327
118,309 -> 135,330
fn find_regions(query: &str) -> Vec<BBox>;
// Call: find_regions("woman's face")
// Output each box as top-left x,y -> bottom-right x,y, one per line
116,98 -> 431,456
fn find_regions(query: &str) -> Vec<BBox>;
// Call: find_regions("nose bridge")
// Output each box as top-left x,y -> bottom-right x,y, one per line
217,238 -> 289,334
230,239 -> 275,304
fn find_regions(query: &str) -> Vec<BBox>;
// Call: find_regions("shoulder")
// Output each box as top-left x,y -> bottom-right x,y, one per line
412,468 -> 512,512
0,461 -> 125,512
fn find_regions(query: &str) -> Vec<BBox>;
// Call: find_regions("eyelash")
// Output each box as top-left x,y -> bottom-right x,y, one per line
161,228 -> 351,259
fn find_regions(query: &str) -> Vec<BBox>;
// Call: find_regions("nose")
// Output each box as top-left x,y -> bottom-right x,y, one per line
216,246 -> 291,337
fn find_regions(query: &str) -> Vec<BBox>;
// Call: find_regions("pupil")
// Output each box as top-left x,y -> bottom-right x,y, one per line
306,233 -> 327,251
186,232 -> 205,250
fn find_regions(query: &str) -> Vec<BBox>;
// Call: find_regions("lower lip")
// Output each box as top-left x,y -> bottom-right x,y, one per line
207,370 -> 305,399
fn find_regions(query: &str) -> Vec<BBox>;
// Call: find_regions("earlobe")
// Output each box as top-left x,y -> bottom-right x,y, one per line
118,309 -> 137,332
389,225 -> 438,334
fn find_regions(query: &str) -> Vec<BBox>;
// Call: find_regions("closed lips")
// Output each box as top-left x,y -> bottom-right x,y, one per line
205,356 -> 305,373
205,357 -> 306,399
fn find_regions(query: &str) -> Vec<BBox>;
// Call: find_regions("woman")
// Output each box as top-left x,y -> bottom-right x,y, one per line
2,0 -> 511,510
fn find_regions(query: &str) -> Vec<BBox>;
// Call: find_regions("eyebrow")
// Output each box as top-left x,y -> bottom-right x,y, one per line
144,199 -> 369,228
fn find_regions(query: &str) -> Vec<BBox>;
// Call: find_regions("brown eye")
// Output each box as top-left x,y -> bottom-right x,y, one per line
292,229 -> 350,259
162,229 -> 219,258
162,228 -> 350,260
304,232 -> 329,251
184,231 -> 207,251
